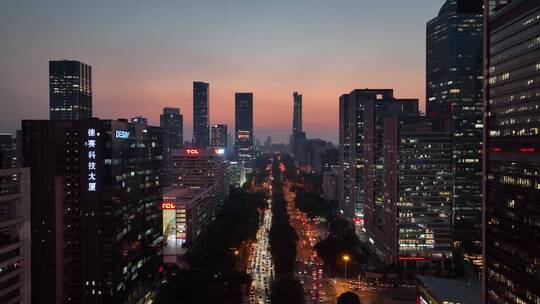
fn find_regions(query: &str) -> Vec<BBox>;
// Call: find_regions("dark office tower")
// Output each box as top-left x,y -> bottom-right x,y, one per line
427,0 -> 484,268
292,92 -> 302,134
363,94 -> 419,249
22,119 -> 163,304
161,107 -> 184,186
483,1 -> 540,303
193,82 -> 210,148
211,124 -> 228,151
338,94 -> 353,219
234,93 -> 254,163
49,60 -> 92,120
383,116 -> 453,270
338,89 -> 417,224
290,92 -> 303,157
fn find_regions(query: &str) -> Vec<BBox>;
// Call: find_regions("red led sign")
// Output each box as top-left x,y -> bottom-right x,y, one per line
519,147 -> 535,153
398,257 -> 427,261
186,149 -> 199,155
161,202 -> 176,210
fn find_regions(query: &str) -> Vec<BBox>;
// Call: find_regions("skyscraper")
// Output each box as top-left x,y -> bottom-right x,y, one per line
193,82 -> 210,148
338,89 -> 416,224
338,94 -> 353,218
427,0 -> 484,267
22,119 -> 163,304
483,0 -> 540,302
290,92 -> 303,157
234,93 -> 254,163
295,138 -> 329,173
161,107 -> 183,186
49,60 -> 92,120
292,92 -> 302,133
170,148 -> 229,202
363,96 -> 419,247
211,124 -> 228,151
383,116 -> 453,269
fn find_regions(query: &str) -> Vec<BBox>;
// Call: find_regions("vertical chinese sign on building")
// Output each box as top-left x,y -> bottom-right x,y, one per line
87,128 -> 97,191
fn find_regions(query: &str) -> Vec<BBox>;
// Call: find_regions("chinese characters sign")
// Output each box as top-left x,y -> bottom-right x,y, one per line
87,128 -> 97,192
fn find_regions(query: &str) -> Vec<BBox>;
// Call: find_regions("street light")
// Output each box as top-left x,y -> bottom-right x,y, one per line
232,249 -> 240,269
342,254 -> 350,280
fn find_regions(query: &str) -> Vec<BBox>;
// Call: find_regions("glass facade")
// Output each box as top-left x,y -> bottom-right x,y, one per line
485,1 -> 540,303
193,82 -> 210,148
161,107 -> 183,186
234,93 -> 254,162
427,0 -> 484,267
338,94 -> 353,219
384,117 -> 453,269
49,60 -> 92,120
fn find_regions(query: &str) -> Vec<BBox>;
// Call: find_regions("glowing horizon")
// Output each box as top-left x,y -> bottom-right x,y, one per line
0,0 -> 443,143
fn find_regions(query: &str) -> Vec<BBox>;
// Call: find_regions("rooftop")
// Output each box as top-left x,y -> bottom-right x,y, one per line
418,276 -> 481,304
163,187 -> 211,204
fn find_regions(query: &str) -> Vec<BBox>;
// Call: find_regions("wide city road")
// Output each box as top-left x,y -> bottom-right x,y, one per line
247,190 -> 274,304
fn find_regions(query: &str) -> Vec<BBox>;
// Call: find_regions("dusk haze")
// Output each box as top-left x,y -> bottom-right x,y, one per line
1,0 -> 442,143
1,1 -> 539,304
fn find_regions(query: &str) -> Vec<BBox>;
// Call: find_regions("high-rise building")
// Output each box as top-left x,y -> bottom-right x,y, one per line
234,93 -> 254,164
170,148 -> 228,202
22,119 -> 163,304
383,116 -> 453,269
211,124 -> 228,152
291,92 -> 303,156
49,60 -> 92,120
295,138 -> 330,174
161,107 -> 183,186
338,94 -> 353,219
162,187 -> 223,250
427,0 -> 484,268
483,1 -> 540,302
290,92 -> 303,157
292,92 -> 302,134
338,89 -> 417,224
0,167 -> 31,304
193,82 -> 210,148
364,97 -> 419,245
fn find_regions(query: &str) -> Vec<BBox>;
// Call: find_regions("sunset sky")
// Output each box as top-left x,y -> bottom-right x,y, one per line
0,0 -> 443,143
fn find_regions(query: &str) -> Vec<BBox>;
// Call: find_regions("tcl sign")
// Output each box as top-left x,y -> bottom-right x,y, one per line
186,149 -> 199,155
161,202 -> 176,210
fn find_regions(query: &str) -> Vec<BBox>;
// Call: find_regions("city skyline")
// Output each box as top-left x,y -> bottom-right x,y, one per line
0,0 -> 443,143
1,0 -> 539,303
